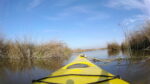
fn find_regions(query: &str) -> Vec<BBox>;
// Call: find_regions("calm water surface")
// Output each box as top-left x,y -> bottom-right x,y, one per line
0,50 -> 150,84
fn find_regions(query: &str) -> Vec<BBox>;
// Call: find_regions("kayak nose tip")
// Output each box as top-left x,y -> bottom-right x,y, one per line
79,54 -> 87,58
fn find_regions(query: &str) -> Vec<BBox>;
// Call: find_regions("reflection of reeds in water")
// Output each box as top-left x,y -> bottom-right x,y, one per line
120,51 -> 150,84
121,50 -> 150,64
0,59 -> 33,72
107,42 -> 120,51
0,56 -> 69,73
107,42 -> 121,56
122,49 -> 150,58
108,49 -> 120,56
33,56 -> 69,70
106,49 -> 150,64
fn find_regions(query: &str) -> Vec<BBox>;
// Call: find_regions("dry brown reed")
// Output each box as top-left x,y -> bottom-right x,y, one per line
34,41 -> 72,58
73,48 -> 99,53
107,42 -> 120,51
0,36 -> 72,59
122,21 -> 150,50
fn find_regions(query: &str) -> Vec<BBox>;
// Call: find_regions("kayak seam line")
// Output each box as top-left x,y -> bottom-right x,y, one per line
88,75 -> 120,84
35,74 -> 116,80
32,74 -> 120,84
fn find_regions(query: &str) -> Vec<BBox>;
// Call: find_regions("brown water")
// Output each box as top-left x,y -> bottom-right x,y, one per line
0,50 -> 150,84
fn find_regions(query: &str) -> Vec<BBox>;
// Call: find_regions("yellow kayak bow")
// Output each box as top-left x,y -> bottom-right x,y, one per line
32,54 -> 129,84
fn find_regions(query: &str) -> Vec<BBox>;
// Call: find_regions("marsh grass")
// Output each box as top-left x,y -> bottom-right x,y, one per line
5,41 -> 35,59
122,21 -> 150,50
0,37 -> 7,58
73,48 -> 99,53
0,37 -> 72,59
34,41 -> 72,58
107,42 -> 120,51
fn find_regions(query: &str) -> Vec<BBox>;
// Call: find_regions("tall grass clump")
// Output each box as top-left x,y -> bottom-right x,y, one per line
107,42 -> 120,51
0,37 -> 6,58
6,40 -> 35,59
0,34 -> 72,59
34,41 -> 72,58
0,34 -> 10,58
122,21 -> 150,50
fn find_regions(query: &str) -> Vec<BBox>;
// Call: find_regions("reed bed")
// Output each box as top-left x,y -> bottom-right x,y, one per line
0,37 -> 72,59
34,41 -> 72,58
107,42 -> 120,51
108,21 -> 150,51
73,48 -> 100,53
122,21 -> 150,50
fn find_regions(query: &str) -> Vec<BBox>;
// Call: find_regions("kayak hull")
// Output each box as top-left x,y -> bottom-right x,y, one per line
33,55 -> 129,84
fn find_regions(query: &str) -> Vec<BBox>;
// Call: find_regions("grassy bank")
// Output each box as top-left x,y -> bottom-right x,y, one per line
0,37 -> 72,59
122,21 -> 150,50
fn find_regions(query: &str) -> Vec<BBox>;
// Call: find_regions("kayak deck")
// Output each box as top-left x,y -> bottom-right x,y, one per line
33,55 -> 129,84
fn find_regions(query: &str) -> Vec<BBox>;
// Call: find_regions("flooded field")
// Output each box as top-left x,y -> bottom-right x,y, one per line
0,50 -> 150,84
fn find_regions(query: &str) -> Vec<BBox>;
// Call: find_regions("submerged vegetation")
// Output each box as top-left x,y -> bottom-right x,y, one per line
0,36 -> 72,59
